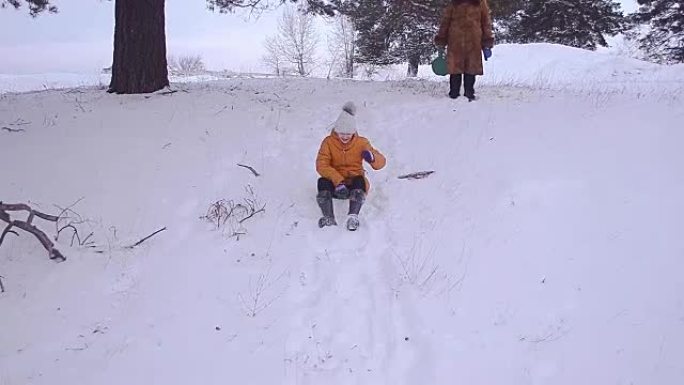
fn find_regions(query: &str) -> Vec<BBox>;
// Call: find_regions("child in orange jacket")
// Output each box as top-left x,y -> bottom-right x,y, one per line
315,101 -> 386,230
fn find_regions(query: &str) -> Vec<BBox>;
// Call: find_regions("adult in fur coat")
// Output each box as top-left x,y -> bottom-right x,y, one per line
435,0 -> 495,100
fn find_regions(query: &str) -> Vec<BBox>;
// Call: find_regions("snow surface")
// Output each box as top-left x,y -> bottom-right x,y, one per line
1,44 -> 684,385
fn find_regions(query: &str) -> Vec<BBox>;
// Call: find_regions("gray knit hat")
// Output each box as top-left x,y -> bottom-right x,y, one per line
333,101 -> 357,135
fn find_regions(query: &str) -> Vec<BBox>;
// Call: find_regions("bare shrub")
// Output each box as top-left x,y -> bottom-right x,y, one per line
201,185 -> 266,239
168,55 -> 206,76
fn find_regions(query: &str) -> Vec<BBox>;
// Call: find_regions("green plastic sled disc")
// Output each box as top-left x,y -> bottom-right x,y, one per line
431,49 -> 448,76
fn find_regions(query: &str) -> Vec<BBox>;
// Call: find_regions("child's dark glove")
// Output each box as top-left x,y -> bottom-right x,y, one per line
362,150 -> 375,163
334,184 -> 349,199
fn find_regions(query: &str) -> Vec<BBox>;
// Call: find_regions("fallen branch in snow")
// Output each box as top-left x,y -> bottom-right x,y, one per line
126,227 -> 167,248
1,126 -> 25,133
0,226 -> 19,240
237,163 -> 260,177
0,202 -> 66,262
3,118 -> 31,132
398,171 -> 435,180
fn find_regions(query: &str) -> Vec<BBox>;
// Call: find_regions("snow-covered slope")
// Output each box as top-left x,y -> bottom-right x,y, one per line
0,72 -> 110,94
1,45 -> 684,385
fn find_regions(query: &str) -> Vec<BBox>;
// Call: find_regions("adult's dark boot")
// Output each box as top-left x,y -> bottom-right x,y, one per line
317,190 -> 337,227
464,74 -> 476,101
449,74 -> 462,99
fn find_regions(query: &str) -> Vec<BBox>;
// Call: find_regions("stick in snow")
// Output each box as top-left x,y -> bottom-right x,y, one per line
126,227 -> 167,248
0,202 -> 66,261
2,127 -> 26,133
237,164 -> 260,177
398,171 -> 435,180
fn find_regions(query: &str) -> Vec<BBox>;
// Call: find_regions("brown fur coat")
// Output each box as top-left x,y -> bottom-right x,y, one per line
434,0 -> 494,75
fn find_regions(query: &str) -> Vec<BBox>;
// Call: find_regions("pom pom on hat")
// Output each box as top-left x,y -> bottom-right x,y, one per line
341,101 -> 356,116
333,101 -> 357,135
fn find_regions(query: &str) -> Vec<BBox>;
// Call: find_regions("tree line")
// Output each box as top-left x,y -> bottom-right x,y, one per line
4,0 -> 682,93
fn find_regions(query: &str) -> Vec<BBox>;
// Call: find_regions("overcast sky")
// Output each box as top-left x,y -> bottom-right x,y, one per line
0,0 -> 638,75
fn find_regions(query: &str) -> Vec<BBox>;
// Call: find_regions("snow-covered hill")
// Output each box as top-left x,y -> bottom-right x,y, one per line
3,43 -> 683,95
1,44 -> 683,385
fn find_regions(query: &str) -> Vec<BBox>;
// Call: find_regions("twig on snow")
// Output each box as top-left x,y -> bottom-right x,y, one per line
53,197 -> 90,246
238,205 -> 266,224
2,126 -> 25,133
126,227 -> 167,248
144,88 -> 185,99
214,106 -> 228,115
10,119 -> 31,126
398,171 -> 435,180
237,163 -> 260,177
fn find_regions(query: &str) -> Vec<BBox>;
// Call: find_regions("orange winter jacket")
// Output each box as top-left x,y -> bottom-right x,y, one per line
316,133 -> 386,191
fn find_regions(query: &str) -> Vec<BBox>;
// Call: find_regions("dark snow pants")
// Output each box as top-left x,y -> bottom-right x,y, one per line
317,176 -> 367,197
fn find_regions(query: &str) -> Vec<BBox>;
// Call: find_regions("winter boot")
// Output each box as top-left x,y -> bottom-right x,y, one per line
346,214 -> 360,231
317,190 -> 337,227
346,189 -> 365,231
348,189 -> 365,215
464,74 -> 476,101
449,74 -> 462,99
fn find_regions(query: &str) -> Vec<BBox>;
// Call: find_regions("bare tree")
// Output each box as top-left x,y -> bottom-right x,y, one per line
168,54 -> 206,76
324,34 -> 341,79
263,36 -> 285,76
327,14 -> 356,78
263,5 -> 319,77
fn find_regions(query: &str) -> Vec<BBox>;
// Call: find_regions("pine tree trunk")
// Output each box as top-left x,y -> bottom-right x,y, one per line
108,0 -> 169,94
407,55 -> 420,77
